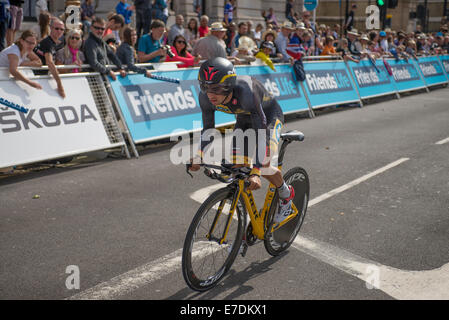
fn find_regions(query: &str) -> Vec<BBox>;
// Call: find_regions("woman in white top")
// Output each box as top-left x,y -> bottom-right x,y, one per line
0,30 -> 43,89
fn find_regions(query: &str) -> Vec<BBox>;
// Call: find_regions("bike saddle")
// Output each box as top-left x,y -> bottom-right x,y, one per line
280,130 -> 305,142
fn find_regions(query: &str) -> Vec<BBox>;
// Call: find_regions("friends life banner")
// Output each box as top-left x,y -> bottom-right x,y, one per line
415,56 -> 448,87
108,64 -> 310,144
301,61 -> 361,109
438,54 -> 449,81
386,58 -> 427,93
346,59 -> 398,99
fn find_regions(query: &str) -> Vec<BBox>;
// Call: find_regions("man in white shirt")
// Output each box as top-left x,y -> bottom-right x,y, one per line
193,22 -> 227,60
275,21 -> 294,62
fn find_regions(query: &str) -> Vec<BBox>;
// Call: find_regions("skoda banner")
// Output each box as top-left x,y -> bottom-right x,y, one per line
416,56 -> 448,87
109,64 -> 310,144
346,59 -> 397,99
0,76 -> 115,168
386,59 -> 427,93
302,61 -> 360,109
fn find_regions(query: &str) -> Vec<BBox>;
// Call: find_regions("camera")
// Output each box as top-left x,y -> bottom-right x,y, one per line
163,45 -> 175,58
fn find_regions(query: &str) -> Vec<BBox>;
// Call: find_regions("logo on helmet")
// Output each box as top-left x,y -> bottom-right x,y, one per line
203,67 -> 219,81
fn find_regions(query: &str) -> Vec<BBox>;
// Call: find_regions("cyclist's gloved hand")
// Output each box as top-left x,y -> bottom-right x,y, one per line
247,175 -> 262,191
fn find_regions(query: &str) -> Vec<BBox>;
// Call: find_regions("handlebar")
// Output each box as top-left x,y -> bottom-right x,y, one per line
186,163 -> 252,187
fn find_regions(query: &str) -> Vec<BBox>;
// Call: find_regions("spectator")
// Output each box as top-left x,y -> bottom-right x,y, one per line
285,0 -> 296,25
290,22 -> 305,45
185,18 -> 199,50
346,28 -> 362,56
256,40 -> 276,70
84,17 -> 126,80
153,0 -> 169,24
233,40 -> 256,65
223,0 -> 236,26
134,0 -> 151,39
167,14 -> 185,45
117,26 -> 151,76
344,3 -> 356,33
81,0 -> 96,35
33,18 -> 66,98
165,34 -> 199,68
198,15 -> 209,38
320,36 -> 337,56
35,0 -> 48,17
359,33 -> 369,52
137,19 -> 166,63
261,28 -> 281,61
275,21 -> 294,62
103,14 -> 125,46
193,0 -> 201,20
6,0 -> 23,47
224,21 -> 236,55
332,24 -> 340,40
253,23 -> 264,46
336,38 -> 359,63
0,0 -> 10,52
266,8 -> 278,27
302,10 -> 315,32
31,11 -> 51,43
379,30 -> 388,52
116,0 -> 134,26
192,21 -> 227,60
405,39 -> 418,59
0,29 -> 42,89
233,22 -> 248,52
56,29 -> 86,73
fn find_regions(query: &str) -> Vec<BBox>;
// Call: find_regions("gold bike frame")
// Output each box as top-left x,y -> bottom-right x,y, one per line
215,165 -> 299,244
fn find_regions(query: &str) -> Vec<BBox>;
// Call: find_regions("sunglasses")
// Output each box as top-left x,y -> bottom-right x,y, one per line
71,36 -> 81,40
93,26 -> 105,31
200,83 -> 231,95
176,40 -> 187,44
54,27 -> 65,31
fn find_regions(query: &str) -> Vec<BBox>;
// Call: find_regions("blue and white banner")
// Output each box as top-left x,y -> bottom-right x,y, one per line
415,56 -> 448,87
346,59 -> 397,99
386,59 -> 427,93
109,65 -> 310,143
236,64 -> 309,114
437,55 -> 449,81
302,61 -> 360,109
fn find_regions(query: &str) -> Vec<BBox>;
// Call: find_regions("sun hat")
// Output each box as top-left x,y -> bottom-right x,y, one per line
210,22 -> 227,32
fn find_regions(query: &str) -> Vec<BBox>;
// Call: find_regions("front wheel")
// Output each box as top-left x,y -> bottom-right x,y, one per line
182,187 -> 245,292
264,167 -> 309,256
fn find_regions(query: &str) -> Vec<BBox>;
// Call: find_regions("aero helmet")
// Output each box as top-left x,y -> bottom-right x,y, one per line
198,57 -> 237,95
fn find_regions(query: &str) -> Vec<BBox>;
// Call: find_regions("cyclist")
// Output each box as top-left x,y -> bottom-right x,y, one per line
189,57 -> 294,223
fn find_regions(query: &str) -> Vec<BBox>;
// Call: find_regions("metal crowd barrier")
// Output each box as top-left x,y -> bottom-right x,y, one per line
1,55 -> 448,169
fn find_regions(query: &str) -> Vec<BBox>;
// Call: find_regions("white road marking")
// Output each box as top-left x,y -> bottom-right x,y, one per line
67,242 -> 222,300
293,235 -> 449,300
435,137 -> 449,145
308,158 -> 410,207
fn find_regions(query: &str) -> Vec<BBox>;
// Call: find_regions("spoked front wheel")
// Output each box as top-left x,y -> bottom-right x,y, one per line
182,187 -> 245,292
264,167 -> 309,256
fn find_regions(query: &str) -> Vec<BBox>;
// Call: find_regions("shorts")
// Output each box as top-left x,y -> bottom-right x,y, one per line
8,5 -> 22,31
231,106 -> 284,170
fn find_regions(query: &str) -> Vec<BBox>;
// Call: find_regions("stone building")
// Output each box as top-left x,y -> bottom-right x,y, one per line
23,0 -> 447,32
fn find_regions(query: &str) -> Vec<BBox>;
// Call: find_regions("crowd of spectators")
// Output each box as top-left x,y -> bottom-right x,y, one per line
0,0 -> 449,92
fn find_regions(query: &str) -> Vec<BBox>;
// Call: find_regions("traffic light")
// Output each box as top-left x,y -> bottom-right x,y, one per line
377,0 -> 385,6
388,0 -> 398,9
